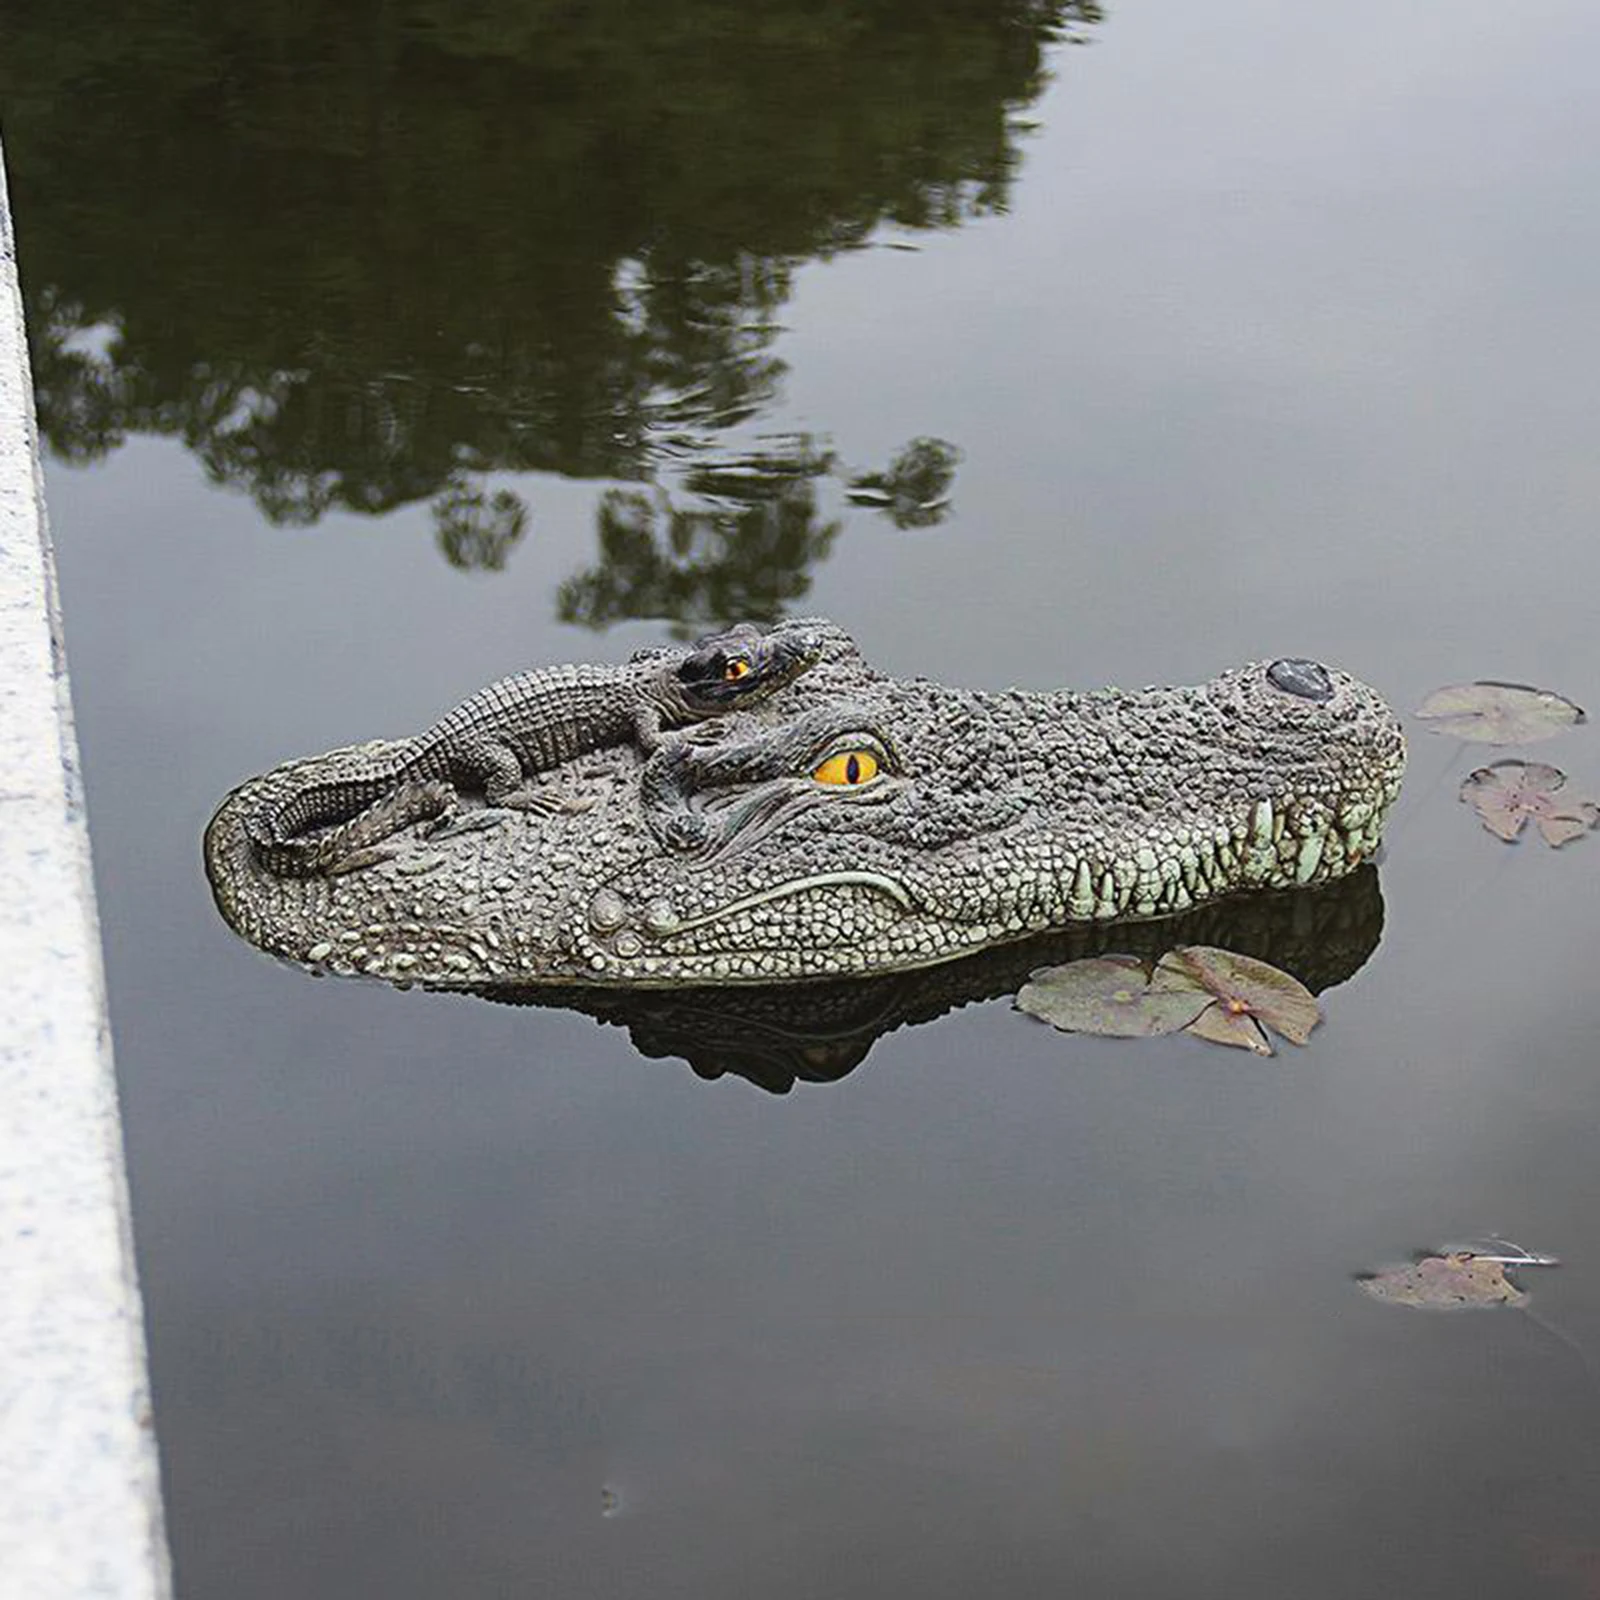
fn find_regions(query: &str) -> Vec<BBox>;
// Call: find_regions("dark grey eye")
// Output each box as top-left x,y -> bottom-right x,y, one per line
1267,658 -> 1334,701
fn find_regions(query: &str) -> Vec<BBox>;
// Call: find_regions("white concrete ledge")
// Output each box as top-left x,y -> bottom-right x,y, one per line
0,140 -> 174,1597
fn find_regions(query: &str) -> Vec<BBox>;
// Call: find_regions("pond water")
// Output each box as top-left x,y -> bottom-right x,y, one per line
10,1 -> 1600,1594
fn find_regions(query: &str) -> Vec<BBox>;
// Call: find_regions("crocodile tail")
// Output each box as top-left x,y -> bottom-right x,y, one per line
247,775 -> 452,876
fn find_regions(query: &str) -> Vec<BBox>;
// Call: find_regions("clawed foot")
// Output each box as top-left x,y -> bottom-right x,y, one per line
325,843 -> 401,875
496,787 -> 600,816
657,810 -> 713,853
425,809 -> 507,841
495,767 -> 608,815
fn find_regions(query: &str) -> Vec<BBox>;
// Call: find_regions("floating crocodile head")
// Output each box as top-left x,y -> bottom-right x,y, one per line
206,622 -> 1405,988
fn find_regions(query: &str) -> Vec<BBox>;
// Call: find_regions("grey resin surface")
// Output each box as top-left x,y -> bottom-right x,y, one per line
206,621 -> 1405,987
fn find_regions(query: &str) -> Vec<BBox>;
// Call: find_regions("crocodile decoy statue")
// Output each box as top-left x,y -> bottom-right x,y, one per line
246,620 -> 824,875
206,620 -> 1406,988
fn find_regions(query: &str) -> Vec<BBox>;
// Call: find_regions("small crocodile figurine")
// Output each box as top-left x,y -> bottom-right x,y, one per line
246,620 -> 824,875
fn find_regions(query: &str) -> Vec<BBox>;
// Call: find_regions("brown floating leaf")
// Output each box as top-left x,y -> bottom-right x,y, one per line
1416,681 -> 1586,745
1016,955 -> 1211,1038
1459,760 -> 1600,847
1152,946 -> 1322,1055
1357,1252 -> 1529,1311
1182,1002 -> 1274,1055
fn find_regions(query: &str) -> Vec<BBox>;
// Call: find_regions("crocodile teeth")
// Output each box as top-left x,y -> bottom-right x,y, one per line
1250,799 -> 1274,847
1339,797 -> 1373,829
1295,833 -> 1325,883
1069,860 -> 1096,918
1095,871 -> 1119,918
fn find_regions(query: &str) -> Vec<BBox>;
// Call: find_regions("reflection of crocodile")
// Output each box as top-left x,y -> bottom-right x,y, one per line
481,866 -> 1388,1092
246,621 -> 823,875
206,622 -> 1405,987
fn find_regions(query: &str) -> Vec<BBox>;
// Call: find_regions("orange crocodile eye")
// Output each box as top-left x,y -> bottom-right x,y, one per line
812,750 -> 879,787
723,657 -> 752,682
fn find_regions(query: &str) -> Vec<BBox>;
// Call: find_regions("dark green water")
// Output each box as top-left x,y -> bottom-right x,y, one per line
9,2 -> 1600,1594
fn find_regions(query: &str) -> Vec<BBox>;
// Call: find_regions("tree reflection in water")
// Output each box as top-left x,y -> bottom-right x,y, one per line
558,436 -> 840,634
1,0 -> 1102,613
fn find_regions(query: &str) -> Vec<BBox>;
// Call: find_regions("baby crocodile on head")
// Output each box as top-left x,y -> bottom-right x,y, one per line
246,620 -> 824,876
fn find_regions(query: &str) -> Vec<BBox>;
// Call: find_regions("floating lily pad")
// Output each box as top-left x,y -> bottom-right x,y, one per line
1152,946 -> 1322,1056
1017,946 -> 1321,1056
1016,955 -> 1212,1038
1460,760 -> 1600,846
1415,681 -> 1586,745
1357,1252 -> 1530,1311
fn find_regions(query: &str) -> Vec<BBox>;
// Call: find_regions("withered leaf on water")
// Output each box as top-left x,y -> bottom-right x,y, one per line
1015,955 -> 1211,1038
1459,760 -> 1600,847
1358,1253 -> 1530,1311
1415,681 -> 1586,745
1016,947 -> 1320,1056
1152,946 -> 1322,1056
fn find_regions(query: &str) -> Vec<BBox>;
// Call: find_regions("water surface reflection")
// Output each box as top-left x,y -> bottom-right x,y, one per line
483,869 -> 1385,1092
3,0 -> 1097,617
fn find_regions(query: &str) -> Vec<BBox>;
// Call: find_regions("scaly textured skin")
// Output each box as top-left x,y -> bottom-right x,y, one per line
478,866 -> 1387,1091
207,621 -> 1406,986
247,621 -> 824,874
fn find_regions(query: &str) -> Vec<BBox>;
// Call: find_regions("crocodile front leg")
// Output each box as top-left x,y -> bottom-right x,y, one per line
640,740 -> 716,852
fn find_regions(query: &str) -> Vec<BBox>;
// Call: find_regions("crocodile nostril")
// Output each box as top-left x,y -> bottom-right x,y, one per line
1267,658 -> 1334,701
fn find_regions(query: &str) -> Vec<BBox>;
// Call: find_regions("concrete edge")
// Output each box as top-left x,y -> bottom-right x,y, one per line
0,138 -> 175,1597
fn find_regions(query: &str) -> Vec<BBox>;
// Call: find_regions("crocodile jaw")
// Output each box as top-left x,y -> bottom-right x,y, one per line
206,641 -> 1406,988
